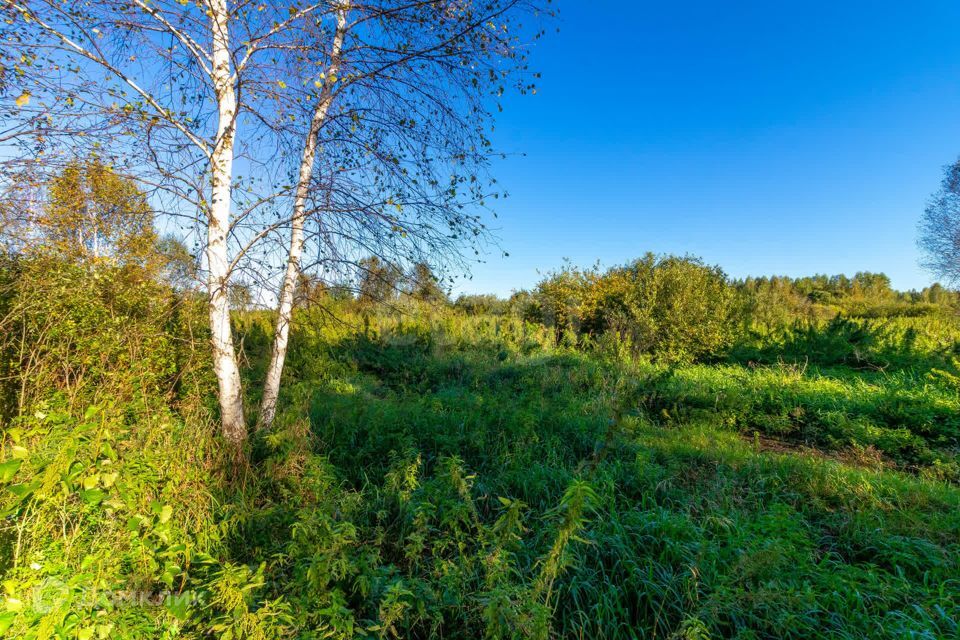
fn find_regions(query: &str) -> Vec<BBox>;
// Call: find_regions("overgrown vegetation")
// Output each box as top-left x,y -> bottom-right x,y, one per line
5,1 -> 958,634
1,231 -> 960,639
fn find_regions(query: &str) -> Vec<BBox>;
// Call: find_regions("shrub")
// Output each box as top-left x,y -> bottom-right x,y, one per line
530,254 -> 737,363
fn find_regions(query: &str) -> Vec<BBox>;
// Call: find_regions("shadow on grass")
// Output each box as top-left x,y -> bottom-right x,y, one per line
206,319 -> 960,639
729,315 -> 960,373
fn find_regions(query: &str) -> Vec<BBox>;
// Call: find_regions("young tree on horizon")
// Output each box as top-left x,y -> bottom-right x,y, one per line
42,159 -> 156,265
408,262 -> 448,303
919,158 -> 960,283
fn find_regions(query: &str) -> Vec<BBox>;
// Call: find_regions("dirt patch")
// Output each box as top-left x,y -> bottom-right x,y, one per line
743,433 -> 895,472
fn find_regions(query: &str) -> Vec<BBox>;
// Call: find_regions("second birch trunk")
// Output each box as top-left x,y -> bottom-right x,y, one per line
259,5 -> 349,429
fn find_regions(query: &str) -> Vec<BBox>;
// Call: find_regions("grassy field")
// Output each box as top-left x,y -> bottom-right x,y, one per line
2,291 -> 960,638
234,310 -> 960,638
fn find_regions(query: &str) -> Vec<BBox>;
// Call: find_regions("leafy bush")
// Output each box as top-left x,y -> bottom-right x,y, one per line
529,254 -> 737,363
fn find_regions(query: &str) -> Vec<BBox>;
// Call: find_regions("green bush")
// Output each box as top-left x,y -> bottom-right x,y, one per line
529,254 -> 737,363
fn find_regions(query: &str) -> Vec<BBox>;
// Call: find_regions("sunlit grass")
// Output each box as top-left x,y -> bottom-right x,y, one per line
5,299 -> 959,638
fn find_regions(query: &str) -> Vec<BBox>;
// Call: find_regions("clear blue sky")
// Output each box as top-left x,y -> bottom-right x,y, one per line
457,0 -> 960,296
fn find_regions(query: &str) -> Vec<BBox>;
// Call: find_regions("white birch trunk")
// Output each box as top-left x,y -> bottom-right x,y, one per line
259,5 -> 348,429
207,0 -> 246,443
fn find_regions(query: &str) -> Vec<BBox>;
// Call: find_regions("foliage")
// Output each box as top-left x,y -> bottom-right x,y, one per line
3,254 -> 960,638
737,272 -> 959,323
919,157 -> 960,283
452,294 -> 510,316
357,257 -> 403,306
0,257 -> 184,415
406,263 -> 447,305
240,307 -> 959,638
39,159 -> 158,267
528,254 -> 737,362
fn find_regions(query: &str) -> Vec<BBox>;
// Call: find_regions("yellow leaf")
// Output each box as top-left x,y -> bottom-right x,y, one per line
15,92 -> 30,108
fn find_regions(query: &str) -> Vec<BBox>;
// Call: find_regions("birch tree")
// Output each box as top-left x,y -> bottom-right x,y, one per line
0,0 -> 324,443
920,159 -> 960,283
258,0 -> 552,427
2,0 -> 553,436
259,1 -> 349,428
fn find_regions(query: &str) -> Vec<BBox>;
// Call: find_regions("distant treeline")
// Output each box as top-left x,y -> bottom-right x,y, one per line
6,206 -> 956,370
445,255 -> 960,363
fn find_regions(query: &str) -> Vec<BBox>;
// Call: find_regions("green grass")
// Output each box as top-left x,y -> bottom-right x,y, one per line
232,311 -> 960,638
635,362 -> 960,475
3,305 -> 960,638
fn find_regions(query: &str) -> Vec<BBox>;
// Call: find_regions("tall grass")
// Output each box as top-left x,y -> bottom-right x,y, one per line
2,273 -> 959,638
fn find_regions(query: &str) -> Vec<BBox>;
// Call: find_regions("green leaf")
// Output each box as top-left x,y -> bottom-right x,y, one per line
79,489 -> 106,505
8,480 -> 40,500
164,592 -> 194,620
0,611 -> 16,634
0,459 -> 21,483
100,442 -> 117,460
